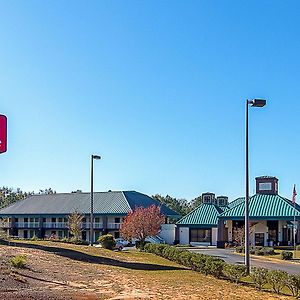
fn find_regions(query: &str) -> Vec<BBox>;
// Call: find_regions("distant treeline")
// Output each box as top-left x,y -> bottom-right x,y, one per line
0,187 -> 56,209
152,194 -> 202,216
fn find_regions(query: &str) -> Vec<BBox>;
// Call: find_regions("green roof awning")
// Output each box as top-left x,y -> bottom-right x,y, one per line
177,203 -> 226,226
219,194 -> 300,220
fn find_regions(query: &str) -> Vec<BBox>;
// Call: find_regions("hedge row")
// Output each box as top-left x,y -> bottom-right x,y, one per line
144,244 -> 300,297
236,246 -> 275,256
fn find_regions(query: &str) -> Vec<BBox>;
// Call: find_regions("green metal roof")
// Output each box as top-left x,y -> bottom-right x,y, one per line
0,191 -> 179,217
219,194 -> 300,220
228,197 -> 245,209
176,203 -> 226,227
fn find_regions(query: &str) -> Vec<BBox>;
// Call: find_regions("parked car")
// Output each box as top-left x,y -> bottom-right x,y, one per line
115,238 -> 130,250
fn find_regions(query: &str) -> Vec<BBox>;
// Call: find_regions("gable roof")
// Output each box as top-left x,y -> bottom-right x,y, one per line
176,203 -> 226,227
0,191 -> 179,217
219,194 -> 300,220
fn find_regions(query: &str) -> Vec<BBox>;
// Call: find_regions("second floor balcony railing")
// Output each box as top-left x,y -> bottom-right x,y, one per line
81,222 -> 104,229
43,222 -> 68,229
16,222 -> 40,228
108,223 -> 121,229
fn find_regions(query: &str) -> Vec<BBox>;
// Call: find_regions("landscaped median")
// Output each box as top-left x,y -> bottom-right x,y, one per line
144,243 -> 300,297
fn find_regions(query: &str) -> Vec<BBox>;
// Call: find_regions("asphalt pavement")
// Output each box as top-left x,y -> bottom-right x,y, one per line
189,248 -> 300,275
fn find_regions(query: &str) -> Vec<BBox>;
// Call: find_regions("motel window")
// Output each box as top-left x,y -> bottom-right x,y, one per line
190,229 -> 211,243
115,218 -> 121,223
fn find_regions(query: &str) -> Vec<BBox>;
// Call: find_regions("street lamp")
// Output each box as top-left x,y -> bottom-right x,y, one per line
245,98 -> 266,273
90,154 -> 101,246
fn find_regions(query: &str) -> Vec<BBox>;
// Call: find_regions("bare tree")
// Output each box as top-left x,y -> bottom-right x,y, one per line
68,210 -> 84,240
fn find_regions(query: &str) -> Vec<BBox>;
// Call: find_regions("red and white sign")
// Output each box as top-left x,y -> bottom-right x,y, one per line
0,114 -> 7,154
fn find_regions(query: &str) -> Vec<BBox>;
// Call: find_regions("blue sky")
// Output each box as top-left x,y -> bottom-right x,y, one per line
0,1 -> 299,202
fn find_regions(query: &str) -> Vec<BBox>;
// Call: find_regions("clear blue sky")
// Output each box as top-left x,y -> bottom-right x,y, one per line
0,1 -> 299,202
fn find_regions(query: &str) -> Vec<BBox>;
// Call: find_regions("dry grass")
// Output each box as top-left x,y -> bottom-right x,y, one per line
0,240 -> 294,299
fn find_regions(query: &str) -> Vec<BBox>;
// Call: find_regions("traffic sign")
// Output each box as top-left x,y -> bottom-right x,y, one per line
0,114 -> 7,154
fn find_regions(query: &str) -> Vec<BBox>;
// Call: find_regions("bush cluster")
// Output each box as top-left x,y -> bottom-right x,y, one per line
98,234 -> 116,250
281,251 -> 293,260
10,255 -> 27,268
48,237 -> 89,245
144,244 -> 300,296
144,244 -> 244,280
235,246 -> 275,256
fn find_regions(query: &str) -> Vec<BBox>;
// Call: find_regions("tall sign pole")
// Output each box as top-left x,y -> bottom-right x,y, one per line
0,115 -> 7,154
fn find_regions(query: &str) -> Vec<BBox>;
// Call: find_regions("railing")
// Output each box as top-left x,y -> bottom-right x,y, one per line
0,222 -> 11,228
16,222 -> 40,228
108,223 -> 121,229
43,222 -> 68,228
81,222 -> 104,229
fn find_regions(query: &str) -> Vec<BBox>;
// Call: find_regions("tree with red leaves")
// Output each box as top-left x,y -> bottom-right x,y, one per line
120,205 -> 165,243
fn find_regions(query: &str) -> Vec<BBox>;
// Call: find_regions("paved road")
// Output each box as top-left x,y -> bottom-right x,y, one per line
189,248 -> 300,275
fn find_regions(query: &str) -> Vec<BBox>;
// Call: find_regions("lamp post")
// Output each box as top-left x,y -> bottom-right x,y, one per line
245,98 -> 266,273
90,154 -> 101,246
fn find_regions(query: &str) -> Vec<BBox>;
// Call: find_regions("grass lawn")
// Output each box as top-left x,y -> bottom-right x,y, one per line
0,240 -> 295,299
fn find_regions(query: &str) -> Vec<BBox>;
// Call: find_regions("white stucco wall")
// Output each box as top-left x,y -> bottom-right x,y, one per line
212,228 -> 218,246
159,224 -> 176,244
179,227 -> 189,245
251,221 -> 268,246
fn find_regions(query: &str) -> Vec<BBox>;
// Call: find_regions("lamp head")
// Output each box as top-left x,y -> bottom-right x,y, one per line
248,99 -> 266,107
92,155 -> 101,160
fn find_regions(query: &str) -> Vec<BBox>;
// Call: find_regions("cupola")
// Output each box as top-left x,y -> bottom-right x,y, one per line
202,192 -> 216,204
217,196 -> 229,206
255,176 -> 278,195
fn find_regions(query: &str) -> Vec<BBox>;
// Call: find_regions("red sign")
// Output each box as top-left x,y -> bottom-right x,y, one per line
0,114 -> 7,154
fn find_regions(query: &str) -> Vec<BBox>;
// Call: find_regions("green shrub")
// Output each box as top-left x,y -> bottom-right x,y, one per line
205,257 -> 225,278
285,274 -> 300,297
223,264 -> 246,283
155,244 -> 170,256
10,255 -> 27,269
267,270 -> 288,294
144,243 -> 155,253
190,253 -> 207,273
235,246 -> 244,253
281,251 -> 293,260
177,251 -> 193,268
135,241 -> 150,251
69,238 -> 89,245
250,267 -> 268,290
98,234 -> 116,250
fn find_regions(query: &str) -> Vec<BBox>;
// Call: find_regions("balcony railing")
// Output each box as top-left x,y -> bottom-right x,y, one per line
43,222 -> 68,228
16,222 -> 40,228
108,223 -> 121,229
81,222 -> 104,229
